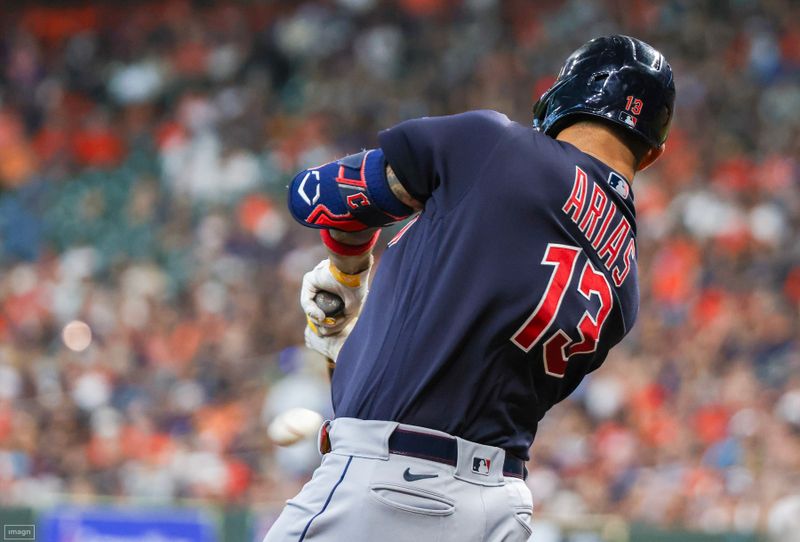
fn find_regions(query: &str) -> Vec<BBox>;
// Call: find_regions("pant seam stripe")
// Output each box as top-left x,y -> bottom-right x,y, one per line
298,455 -> 353,541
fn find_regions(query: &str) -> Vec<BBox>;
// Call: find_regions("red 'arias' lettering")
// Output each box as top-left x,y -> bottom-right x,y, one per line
562,167 -> 588,222
592,204 -> 617,250
578,184 -> 608,240
612,238 -> 636,286
561,169 -> 636,285
598,217 -> 631,268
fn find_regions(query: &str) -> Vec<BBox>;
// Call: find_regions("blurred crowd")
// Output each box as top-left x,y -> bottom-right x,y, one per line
0,0 -> 798,538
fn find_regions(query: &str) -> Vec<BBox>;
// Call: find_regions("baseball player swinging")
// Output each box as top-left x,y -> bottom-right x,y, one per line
267,35 -> 675,541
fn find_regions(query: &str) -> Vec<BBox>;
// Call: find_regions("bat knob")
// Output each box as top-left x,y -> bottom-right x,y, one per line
314,291 -> 345,318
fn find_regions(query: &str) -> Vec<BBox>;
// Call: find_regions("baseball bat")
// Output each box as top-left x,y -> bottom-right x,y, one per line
313,291 -> 344,379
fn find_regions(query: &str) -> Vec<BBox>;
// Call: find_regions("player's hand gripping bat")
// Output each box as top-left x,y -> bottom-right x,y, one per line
314,291 -> 344,379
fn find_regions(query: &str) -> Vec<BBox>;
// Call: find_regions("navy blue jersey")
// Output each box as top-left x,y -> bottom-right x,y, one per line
331,110 -> 639,460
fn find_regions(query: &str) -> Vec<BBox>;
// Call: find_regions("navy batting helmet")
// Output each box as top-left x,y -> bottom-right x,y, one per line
533,35 -> 675,149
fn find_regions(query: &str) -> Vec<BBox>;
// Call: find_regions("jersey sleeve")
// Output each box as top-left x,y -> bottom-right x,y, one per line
378,110 -> 511,211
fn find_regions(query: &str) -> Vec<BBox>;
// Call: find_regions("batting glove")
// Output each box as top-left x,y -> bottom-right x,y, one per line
300,258 -> 370,336
304,317 -> 357,363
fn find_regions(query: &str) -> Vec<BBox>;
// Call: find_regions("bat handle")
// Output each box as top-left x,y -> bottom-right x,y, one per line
312,290 -> 345,381
314,291 -> 345,320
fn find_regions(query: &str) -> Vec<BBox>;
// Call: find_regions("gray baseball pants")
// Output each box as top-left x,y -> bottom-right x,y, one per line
263,417 -> 533,542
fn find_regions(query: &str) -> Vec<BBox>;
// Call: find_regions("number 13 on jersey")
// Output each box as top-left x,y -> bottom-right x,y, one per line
511,244 -> 613,378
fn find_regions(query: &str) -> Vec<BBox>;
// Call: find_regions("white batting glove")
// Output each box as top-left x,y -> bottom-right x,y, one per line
304,318 -> 357,363
300,258 -> 370,336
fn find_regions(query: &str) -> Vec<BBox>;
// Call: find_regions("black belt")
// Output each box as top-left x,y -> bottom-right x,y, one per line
388,428 -> 527,480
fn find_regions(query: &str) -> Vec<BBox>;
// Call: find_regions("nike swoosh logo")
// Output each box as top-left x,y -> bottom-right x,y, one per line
403,468 -> 439,482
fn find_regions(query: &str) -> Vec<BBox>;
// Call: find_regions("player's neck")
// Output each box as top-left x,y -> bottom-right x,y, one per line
555,124 -> 637,183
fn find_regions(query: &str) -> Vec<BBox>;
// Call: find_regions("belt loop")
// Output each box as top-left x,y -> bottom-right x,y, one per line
453,437 -> 505,487
328,418 -> 397,459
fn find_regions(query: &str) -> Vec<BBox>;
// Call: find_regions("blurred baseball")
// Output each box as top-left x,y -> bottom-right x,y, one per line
268,407 -> 324,446
62,320 -> 93,352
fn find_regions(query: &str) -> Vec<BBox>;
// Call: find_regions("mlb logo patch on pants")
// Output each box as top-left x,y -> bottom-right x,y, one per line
472,457 -> 491,475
